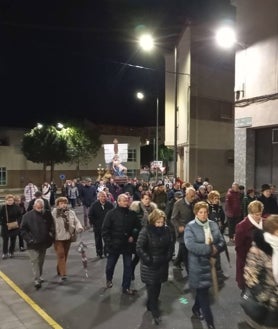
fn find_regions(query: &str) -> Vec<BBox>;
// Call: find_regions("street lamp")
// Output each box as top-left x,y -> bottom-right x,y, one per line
215,25 -> 237,49
138,33 -> 178,180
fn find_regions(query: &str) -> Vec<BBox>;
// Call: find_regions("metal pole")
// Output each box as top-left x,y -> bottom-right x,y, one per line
155,97 -> 159,182
173,46 -> 178,180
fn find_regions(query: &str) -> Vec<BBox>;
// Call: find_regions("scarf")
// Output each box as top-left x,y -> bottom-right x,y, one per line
247,214 -> 263,229
263,232 -> 278,284
195,217 -> 213,244
56,208 -> 70,231
149,225 -> 165,237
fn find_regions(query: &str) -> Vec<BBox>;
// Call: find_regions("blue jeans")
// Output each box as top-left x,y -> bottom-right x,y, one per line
193,287 -> 214,327
106,252 -> 132,290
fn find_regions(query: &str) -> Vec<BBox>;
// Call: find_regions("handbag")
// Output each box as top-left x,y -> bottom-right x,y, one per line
5,206 -> 19,230
70,230 -> 77,242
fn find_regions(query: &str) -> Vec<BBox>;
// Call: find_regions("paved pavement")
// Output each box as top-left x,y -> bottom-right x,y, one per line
0,206 -> 253,329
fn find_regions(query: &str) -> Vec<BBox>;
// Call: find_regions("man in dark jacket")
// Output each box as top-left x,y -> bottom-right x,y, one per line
171,187 -> 196,272
27,190 -> 51,212
258,183 -> 278,217
20,199 -> 55,289
80,178 -> 97,229
88,191 -> 114,258
102,193 -> 140,295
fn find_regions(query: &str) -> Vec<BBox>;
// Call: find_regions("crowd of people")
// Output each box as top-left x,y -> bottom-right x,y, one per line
0,175 -> 278,328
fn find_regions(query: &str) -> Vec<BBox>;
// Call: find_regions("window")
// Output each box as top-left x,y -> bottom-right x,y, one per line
128,149 -> 136,162
272,128 -> 278,144
0,167 -> 7,186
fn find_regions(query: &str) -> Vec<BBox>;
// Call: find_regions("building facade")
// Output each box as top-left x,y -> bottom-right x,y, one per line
233,0 -> 278,190
165,20 -> 235,192
0,126 -> 142,189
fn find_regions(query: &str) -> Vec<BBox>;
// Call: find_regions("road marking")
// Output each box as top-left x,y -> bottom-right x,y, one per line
0,271 -> 63,329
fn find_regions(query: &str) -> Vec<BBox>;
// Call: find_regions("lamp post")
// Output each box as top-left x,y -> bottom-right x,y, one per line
139,33 -> 178,180
136,91 -> 159,181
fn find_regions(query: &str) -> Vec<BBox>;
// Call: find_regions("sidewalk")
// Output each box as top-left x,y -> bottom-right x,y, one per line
0,271 -> 61,329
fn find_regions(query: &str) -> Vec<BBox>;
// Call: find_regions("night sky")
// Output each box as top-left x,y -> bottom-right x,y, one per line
0,0 -> 233,128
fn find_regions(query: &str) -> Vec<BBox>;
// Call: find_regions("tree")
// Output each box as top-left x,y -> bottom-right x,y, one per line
62,122 -> 102,177
22,124 -> 70,181
21,122 -> 102,181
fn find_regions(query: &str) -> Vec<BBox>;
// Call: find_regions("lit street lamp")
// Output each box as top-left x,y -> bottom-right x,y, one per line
215,25 -> 236,49
138,33 -> 178,180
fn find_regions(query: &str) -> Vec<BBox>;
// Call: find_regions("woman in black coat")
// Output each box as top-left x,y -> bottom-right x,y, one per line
0,194 -> 22,259
136,208 -> 174,325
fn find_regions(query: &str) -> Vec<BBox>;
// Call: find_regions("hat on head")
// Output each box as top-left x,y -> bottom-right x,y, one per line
174,191 -> 183,198
261,184 -> 271,192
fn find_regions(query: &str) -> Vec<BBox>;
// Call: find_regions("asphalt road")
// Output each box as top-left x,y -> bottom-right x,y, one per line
0,206 -> 253,329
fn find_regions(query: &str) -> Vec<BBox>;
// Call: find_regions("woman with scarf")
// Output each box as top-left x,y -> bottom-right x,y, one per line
52,197 -> 83,282
235,200 -> 264,293
184,201 -> 225,329
243,214 -> 278,329
136,208 -> 174,325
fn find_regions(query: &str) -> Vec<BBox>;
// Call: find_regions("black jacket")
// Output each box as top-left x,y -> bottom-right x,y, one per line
88,200 -> 114,230
136,225 -> 174,284
20,209 -> 55,250
102,206 -> 140,254
0,204 -> 22,237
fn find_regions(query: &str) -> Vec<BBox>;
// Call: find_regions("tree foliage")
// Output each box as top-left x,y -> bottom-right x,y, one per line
22,125 -> 69,165
21,122 -> 102,180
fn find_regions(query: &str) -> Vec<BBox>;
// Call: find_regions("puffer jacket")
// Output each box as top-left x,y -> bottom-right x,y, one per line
184,219 -> 225,289
102,206 -> 140,254
136,224 -> 174,284
52,208 -> 83,241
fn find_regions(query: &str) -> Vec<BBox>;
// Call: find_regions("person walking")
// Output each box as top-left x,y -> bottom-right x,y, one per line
129,191 -> 157,280
23,181 -> 38,208
88,191 -> 114,258
242,214 -> 278,329
20,199 -> 55,289
225,182 -> 241,244
102,193 -> 140,295
235,200 -> 264,293
52,197 -> 83,282
171,187 -> 196,271
80,178 -> 97,229
184,201 -> 225,329
0,194 -> 22,259
136,208 -> 174,325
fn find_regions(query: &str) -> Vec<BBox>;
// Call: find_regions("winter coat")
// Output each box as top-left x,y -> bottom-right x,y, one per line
207,202 -> 226,233
102,206 -> 140,254
80,185 -> 97,207
171,198 -> 194,243
129,201 -> 157,228
20,209 -> 55,250
136,224 -> 174,284
88,200 -> 114,230
0,204 -> 22,238
244,229 -> 278,327
52,208 -> 83,241
152,190 -> 168,211
225,188 -> 241,218
184,219 -> 225,289
257,194 -> 278,217
235,216 -> 264,290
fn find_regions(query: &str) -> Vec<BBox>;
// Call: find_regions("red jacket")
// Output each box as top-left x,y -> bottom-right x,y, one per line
225,188 -> 241,218
235,216 -> 263,290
